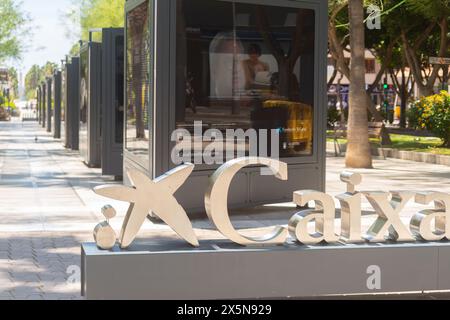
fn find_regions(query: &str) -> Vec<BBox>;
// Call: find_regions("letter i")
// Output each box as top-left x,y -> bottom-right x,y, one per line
336,171 -> 364,243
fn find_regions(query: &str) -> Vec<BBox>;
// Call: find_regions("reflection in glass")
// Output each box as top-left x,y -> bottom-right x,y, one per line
175,0 -> 315,162
125,1 -> 151,165
51,80 -> 55,113
79,47 -> 89,153
61,69 -> 66,124
115,36 -> 125,144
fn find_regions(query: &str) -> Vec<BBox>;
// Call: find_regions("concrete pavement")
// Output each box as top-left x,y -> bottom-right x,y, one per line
0,119 -> 449,299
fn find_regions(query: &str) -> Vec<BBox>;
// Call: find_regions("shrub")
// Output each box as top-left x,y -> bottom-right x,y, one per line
411,91 -> 450,147
327,106 -> 341,129
406,103 -> 421,130
8,100 -> 16,109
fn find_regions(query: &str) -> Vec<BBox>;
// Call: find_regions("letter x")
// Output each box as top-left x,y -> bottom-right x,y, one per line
94,164 -> 199,248
364,191 -> 415,242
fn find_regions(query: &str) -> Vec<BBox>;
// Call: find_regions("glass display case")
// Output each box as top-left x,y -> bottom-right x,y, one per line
79,28 -> 125,176
63,56 -> 80,151
79,40 -> 102,167
41,82 -> 46,129
101,28 -> 125,177
125,0 -> 152,170
46,78 -> 52,133
61,64 -> 66,143
52,70 -> 62,139
173,0 -> 315,160
37,86 -> 41,125
124,0 -> 327,213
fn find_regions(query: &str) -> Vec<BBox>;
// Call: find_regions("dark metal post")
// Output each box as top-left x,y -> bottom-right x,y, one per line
53,71 -> 62,139
46,77 -> 52,133
37,87 -> 41,124
42,83 -> 46,128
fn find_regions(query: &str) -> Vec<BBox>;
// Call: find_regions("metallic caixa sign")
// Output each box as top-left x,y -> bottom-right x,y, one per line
92,157 -> 450,250
82,156 -> 450,300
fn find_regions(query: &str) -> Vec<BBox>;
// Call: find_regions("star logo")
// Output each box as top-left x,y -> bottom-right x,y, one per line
94,164 -> 199,248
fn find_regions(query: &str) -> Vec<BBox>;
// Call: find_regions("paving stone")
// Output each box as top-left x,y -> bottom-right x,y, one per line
26,294 -> 44,300
11,274 -> 41,282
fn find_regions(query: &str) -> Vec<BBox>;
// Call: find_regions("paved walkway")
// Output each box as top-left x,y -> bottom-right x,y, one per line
0,120 -> 449,299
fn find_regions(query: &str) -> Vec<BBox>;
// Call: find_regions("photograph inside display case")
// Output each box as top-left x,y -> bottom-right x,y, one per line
125,0 -> 316,167
61,69 -> 66,141
46,78 -> 52,131
51,77 -> 56,135
51,82 -> 54,116
63,57 -> 80,150
114,36 -> 125,146
174,0 -> 315,160
79,46 -> 89,158
125,0 -> 151,167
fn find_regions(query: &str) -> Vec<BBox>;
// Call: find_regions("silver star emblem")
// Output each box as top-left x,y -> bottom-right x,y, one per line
94,164 -> 199,248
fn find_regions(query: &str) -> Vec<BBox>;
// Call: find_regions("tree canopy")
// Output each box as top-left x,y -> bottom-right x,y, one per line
65,0 -> 125,44
24,61 -> 58,99
0,0 -> 29,63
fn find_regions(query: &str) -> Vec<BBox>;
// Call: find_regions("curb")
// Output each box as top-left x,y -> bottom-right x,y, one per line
326,142 -> 450,166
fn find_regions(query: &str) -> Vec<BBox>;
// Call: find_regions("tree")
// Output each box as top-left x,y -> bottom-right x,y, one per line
25,65 -> 43,100
0,0 -> 29,63
64,0 -> 125,44
7,67 -> 18,99
24,62 -> 58,100
255,6 -> 314,101
328,0 -> 395,145
401,0 -> 450,97
345,0 -> 373,168
41,61 -> 58,78
389,47 -> 415,128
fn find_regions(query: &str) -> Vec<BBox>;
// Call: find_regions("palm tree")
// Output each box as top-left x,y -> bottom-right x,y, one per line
345,0 -> 373,168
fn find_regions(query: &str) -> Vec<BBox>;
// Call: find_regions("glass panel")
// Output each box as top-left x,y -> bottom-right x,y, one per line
61,70 -> 66,122
125,1 -> 151,166
80,47 -> 89,151
48,81 -> 52,123
115,35 -> 125,144
51,79 -> 55,114
42,84 -> 46,122
175,0 -> 315,162
51,78 -> 56,132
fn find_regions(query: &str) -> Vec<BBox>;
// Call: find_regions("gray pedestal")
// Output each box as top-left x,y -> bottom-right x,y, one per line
81,241 -> 450,300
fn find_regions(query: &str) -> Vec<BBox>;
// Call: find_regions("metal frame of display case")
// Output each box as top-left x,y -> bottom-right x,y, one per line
46,77 -> 52,133
79,38 -> 102,168
61,61 -> 66,144
41,82 -> 46,129
52,70 -> 62,139
124,0 -> 327,213
100,28 -> 125,177
78,29 -> 125,175
37,86 -> 41,124
63,56 -> 80,150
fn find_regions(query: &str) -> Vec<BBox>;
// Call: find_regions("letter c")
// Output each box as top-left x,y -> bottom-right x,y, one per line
205,157 -> 288,246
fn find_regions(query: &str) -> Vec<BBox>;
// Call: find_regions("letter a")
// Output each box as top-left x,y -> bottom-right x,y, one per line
289,191 -> 339,245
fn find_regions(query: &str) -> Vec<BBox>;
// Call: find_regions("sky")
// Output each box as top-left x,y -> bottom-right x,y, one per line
11,0 -> 79,78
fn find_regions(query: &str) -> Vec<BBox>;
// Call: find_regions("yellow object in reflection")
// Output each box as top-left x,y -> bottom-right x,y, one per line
395,105 -> 401,119
263,100 -> 313,152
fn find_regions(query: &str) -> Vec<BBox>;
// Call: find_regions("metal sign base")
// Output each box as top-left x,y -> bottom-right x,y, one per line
81,241 -> 450,300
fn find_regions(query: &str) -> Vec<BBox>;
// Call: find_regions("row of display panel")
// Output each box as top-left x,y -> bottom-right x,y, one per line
36,0 -> 327,214
36,28 -> 125,178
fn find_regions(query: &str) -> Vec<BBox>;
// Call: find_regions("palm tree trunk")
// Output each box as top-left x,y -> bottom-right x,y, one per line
345,0 -> 373,168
